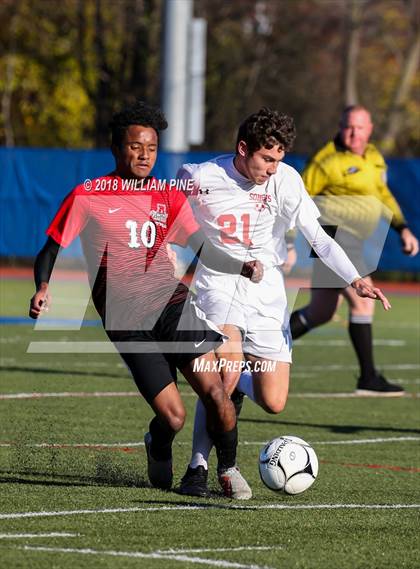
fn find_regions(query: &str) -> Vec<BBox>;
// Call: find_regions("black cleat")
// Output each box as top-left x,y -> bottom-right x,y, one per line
355,373 -> 405,397
179,465 -> 210,497
144,432 -> 173,490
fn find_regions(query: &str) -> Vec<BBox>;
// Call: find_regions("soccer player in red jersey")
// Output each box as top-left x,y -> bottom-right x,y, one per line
29,101 -> 263,492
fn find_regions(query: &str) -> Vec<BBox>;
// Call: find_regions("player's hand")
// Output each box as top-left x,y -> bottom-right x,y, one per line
29,287 -> 51,319
241,260 -> 264,283
351,278 -> 391,311
400,228 -> 419,257
282,246 -> 297,276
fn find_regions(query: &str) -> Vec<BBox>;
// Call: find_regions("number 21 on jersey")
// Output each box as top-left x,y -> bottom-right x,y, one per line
217,213 -> 252,246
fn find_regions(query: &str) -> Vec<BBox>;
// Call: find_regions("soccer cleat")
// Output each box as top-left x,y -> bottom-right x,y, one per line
179,465 -> 211,497
144,432 -> 173,490
355,373 -> 405,397
218,466 -> 252,500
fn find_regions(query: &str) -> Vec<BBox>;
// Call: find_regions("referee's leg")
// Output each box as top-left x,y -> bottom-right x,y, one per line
290,288 -> 341,338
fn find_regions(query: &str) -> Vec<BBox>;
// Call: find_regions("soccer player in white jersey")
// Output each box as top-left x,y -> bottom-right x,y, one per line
177,107 -> 391,499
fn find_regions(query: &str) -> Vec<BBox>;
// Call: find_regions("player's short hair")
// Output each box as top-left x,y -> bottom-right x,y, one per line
340,105 -> 372,127
236,107 -> 296,154
110,100 -> 168,147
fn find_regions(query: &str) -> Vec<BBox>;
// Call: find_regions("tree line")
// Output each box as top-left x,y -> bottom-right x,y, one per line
1,0 -> 418,156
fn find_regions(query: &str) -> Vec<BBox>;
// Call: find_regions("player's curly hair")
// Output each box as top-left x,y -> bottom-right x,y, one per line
236,107 -> 296,154
110,100 -> 168,147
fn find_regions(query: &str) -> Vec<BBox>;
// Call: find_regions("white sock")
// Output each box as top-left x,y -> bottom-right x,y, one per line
189,399 -> 212,470
237,370 -> 256,402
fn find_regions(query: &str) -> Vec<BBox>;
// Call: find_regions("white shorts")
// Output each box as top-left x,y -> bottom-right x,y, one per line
194,265 -> 292,362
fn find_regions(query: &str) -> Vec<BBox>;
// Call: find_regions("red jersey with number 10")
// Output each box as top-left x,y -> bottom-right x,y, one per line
47,175 -> 199,330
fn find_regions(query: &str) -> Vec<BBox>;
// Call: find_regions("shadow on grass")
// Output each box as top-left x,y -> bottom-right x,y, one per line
238,417 -> 420,435
0,468 -> 148,489
2,445 -> 147,488
131,498 -> 286,510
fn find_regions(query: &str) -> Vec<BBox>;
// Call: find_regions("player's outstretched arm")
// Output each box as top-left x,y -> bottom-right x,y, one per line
298,215 -> 390,311
351,278 -> 391,311
187,229 -> 263,283
29,237 -> 60,319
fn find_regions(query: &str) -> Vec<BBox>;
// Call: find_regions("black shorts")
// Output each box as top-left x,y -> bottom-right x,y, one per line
106,298 -> 223,403
311,227 -> 368,289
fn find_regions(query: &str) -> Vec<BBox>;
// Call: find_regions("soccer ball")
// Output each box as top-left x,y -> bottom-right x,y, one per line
259,435 -> 318,494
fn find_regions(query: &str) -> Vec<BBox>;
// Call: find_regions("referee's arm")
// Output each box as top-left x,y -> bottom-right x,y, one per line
378,179 -> 419,256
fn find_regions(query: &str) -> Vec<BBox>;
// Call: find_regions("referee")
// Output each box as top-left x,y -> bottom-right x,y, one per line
290,105 -> 418,395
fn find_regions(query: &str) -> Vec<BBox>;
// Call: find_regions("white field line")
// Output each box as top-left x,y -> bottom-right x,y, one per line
2,503 -> 420,521
394,378 -> 420,384
0,358 -> 126,369
289,392 -> 419,398
0,391 -> 140,400
1,436 -> 419,450
0,532 -> 78,539
1,389 -> 419,401
0,436 -> 419,450
308,436 -> 420,445
0,336 -> 25,344
297,364 -> 420,371
295,339 -> 406,347
20,545 -> 274,569
155,547 -> 280,554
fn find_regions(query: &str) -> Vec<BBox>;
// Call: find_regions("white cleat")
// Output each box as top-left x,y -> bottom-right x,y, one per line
218,466 -> 252,500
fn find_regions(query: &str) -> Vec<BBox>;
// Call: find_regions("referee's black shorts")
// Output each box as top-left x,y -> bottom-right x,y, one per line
106,297 -> 223,404
311,227 -> 368,289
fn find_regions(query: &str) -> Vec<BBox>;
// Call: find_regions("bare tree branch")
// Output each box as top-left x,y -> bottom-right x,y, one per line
343,0 -> 366,105
380,26 -> 420,153
1,6 -> 18,147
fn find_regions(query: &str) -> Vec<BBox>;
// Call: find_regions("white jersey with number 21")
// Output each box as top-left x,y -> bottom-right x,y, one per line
177,154 -> 320,271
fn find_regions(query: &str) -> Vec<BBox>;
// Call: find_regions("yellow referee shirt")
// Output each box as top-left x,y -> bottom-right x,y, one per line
302,139 -> 406,240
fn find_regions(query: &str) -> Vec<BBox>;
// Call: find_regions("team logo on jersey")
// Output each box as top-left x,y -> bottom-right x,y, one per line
150,203 -> 168,227
255,203 -> 266,212
249,192 -> 271,212
346,166 -> 360,175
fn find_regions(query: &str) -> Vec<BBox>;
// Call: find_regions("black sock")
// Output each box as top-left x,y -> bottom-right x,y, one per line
230,388 -> 244,418
210,426 -> 238,471
348,322 -> 375,379
149,416 -> 176,461
290,310 -> 310,339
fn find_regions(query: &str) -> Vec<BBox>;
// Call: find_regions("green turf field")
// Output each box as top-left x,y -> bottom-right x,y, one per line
1,278 -> 419,568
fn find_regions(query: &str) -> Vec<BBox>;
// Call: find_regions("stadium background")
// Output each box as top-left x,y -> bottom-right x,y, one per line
1,147 -> 419,273
1,0 -> 418,277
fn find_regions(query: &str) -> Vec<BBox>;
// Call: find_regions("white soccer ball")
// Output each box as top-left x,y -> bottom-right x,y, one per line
259,435 -> 318,494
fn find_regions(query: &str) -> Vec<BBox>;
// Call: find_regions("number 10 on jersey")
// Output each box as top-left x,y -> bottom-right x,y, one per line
126,220 -> 157,249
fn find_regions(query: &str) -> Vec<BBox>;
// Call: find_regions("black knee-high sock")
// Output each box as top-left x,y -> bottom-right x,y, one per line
149,416 -> 176,461
348,322 -> 375,379
290,310 -> 310,340
210,427 -> 238,471
230,388 -> 244,418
